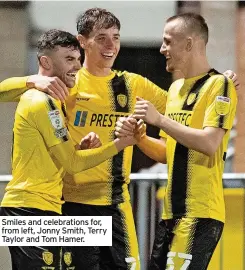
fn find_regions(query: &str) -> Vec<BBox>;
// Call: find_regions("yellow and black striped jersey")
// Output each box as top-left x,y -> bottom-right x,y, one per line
159,69 -> 237,222
1,90 -> 68,214
64,67 -> 167,205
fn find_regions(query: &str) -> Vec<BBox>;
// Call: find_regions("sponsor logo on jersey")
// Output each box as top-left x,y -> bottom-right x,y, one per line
117,94 -> 127,108
74,111 -> 88,127
215,96 -> 230,115
76,97 -> 90,101
42,251 -> 53,265
73,111 -> 128,127
167,111 -> 192,126
90,113 -> 127,127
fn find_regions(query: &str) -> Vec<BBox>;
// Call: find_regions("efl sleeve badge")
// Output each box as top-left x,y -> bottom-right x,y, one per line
215,96 -> 230,116
48,109 -> 64,129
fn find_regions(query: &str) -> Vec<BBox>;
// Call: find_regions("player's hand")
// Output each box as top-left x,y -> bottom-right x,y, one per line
78,132 -> 102,150
115,116 -> 137,138
133,96 -> 161,126
223,70 -> 240,91
134,119 -> 146,142
26,75 -> 69,102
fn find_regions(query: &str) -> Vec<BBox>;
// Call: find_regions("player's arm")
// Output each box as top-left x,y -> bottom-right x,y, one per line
115,116 -> 167,163
134,77 -> 237,157
50,137 -> 132,175
30,96 -> 135,175
0,76 -> 29,101
137,136 -> 167,163
0,75 -> 68,102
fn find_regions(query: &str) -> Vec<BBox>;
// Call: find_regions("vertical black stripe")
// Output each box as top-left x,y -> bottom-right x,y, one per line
61,103 -> 67,117
182,69 -> 219,111
110,75 -> 129,203
171,144 -> 189,215
171,69 -> 218,216
46,96 -> 68,142
111,75 -> 129,112
46,96 -> 56,110
218,77 -> 228,128
182,74 -> 211,111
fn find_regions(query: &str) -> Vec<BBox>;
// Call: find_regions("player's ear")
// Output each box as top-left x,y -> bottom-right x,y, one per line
77,34 -> 87,49
39,56 -> 52,70
186,37 -> 193,51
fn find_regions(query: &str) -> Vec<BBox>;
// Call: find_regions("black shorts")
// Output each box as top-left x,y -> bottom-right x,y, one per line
62,201 -> 140,270
0,207 -> 75,270
150,217 -> 224,270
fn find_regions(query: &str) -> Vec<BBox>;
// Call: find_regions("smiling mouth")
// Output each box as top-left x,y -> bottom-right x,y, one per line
66,73 -> 76,79
101,52 -> 114,59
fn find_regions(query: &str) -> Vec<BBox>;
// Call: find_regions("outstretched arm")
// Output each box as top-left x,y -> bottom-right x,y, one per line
115,116 -> 167,163
50,136 -> 135,175
0,75 -> 68,102
0,76 -> 28,102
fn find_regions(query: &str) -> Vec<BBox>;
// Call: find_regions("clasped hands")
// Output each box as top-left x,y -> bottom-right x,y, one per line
115,97 -> 161,142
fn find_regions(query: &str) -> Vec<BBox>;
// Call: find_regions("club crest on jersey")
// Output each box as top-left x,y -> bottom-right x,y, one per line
186,93 -> 197,106
64,252 -> 72,266
117,94 -> 127,108
215,96 -> 230,115
42,251 -> 53,265
48,109 -> 63,129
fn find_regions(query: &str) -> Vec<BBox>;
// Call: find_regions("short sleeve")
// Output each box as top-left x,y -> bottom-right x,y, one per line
29,93 -> 69,148
203,76 -> 237,130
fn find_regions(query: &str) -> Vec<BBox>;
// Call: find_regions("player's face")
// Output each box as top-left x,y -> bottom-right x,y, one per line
81,26 -> 120,70
51,46 -> 81,88
160,20 -> 189,73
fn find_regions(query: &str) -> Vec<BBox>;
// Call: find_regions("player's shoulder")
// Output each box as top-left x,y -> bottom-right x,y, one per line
208,73 -> 234,85
208,74 -> 235,92
22,89 -> 59,112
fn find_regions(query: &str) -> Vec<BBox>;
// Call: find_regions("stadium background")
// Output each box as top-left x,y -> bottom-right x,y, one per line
0,1 -> 244,269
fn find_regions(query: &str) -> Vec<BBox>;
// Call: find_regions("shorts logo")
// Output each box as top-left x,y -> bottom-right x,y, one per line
74,111 -> 88,127
42,251 -> 53,265
48,110 -> 63,129
215,96 -> 230,116
186,93 -> 197,106
64,252 -> 72,266
117,94 -> 127,108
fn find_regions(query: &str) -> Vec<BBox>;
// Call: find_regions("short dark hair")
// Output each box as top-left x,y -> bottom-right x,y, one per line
37,29 -> 80,60
167,13 -> 209,44
76,7 -> 121,36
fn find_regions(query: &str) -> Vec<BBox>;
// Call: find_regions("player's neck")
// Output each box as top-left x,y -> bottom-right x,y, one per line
182,57 -> 211,79
83,61 -> 112,77
38,69 -> 51,77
